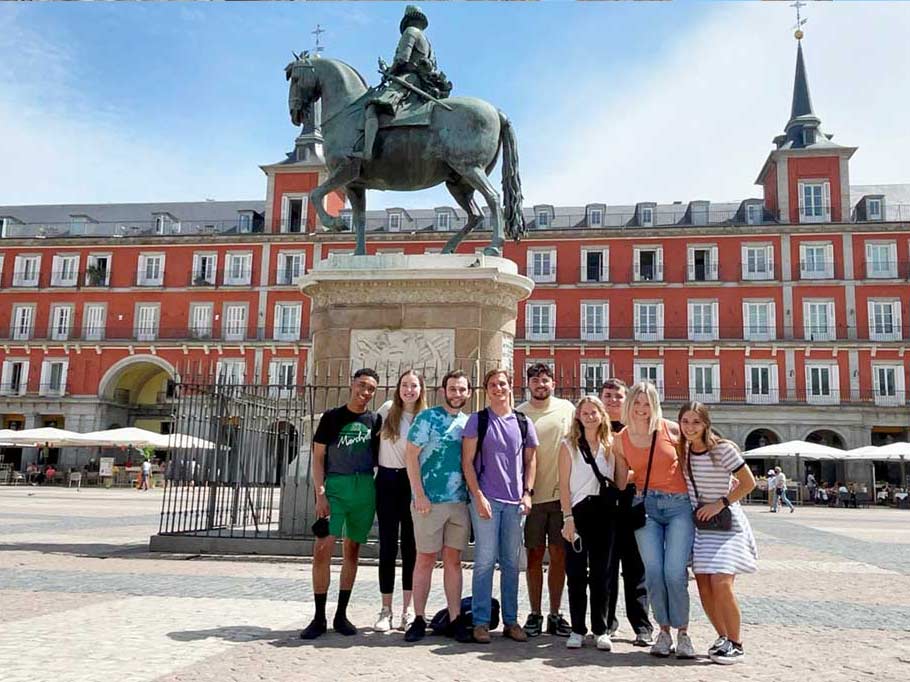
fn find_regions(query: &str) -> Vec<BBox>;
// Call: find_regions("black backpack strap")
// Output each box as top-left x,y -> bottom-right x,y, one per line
475,408 -> 489,481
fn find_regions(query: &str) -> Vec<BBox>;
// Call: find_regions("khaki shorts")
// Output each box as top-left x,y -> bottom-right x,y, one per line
524,499 -> 563,549
411,501 -> 471,554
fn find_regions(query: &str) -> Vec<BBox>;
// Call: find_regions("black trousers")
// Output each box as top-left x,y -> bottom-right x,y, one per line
564,496 -> 614,636
605,520 -> 653,636
376,466 -> 416,595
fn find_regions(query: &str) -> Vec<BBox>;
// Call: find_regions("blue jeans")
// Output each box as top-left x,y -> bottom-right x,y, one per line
633,491 -> 695,629
469,497 -> 524,627
773,488 -> 794,511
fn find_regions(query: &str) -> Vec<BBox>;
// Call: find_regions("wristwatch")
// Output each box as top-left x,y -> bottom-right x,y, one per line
523,488 -> 534,497
317,485 -> 326,497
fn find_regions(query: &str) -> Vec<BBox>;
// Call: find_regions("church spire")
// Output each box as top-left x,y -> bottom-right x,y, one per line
790,41 -> 814,121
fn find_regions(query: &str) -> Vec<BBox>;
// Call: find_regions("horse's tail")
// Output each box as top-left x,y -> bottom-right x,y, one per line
499,111 -> 526,241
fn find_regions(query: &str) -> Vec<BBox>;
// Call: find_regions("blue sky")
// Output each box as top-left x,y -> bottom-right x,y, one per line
2,1 -> 909,210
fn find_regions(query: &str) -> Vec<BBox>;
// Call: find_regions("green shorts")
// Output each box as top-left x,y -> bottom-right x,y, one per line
325,473 -> 376,544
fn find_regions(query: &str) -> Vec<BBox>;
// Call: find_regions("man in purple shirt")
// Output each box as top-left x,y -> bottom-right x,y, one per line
462,368 -> 538,644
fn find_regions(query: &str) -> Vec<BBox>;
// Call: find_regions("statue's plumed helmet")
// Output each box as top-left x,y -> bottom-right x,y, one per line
400,5 -> 428,33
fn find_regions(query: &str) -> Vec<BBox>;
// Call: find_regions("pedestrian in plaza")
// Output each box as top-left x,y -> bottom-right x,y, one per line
516,363 -> 574,638
806,471 -> 818,504
766,469 -> 778,511
559,395 -> 623,651
301,368 -> 382,640
678,401 -> 757,665
613,382 -> 696,659
402,369 -> 473,643
139,458 -> 151,491
373,370 -> 426,633
599,378 -> 654,647
462,368 -> 539,644
772,466 -> 795,513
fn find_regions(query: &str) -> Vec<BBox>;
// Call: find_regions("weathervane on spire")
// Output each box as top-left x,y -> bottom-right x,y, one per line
312,24 -> 326,56
791,1 -> 807,40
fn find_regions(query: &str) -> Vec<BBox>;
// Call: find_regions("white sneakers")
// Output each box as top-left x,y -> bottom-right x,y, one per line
650,630 -> 674,657
566,632 -> 584,649
374,607 -> 393,632
398,609 -> 414,631
595,633 -> 613,651
675,632 -> 696,659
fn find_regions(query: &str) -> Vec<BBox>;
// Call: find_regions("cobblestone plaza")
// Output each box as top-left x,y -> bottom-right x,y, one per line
0,488 -> 908,681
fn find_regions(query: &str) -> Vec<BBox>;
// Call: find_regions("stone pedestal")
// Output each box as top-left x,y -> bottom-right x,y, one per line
300,253 -> 534,389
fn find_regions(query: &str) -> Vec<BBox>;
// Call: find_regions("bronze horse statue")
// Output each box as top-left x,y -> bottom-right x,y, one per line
286,56 -> 525,255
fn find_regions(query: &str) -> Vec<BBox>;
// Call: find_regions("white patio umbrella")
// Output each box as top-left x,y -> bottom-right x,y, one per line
743,440 -> 844,460
76,427 -> 167,448
164,433 -> 217,450
846,443 -> 910,488
0,427 -> 90,447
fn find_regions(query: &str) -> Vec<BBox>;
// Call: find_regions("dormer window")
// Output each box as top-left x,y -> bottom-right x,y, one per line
154,215 -> 171,234
341,213 -> 353,230
802,129 -> 816,146
867,198 -> 882,220
589,209 -> 603,227
388,212 -> 402,232
436,212 -> 450,231
537,211 -> 549,228
238,213 -> 252,233
746,204 -> 763,225
640,207 -> 654,227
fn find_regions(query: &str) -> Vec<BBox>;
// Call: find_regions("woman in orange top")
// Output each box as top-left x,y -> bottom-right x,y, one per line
613,382 -> 696,660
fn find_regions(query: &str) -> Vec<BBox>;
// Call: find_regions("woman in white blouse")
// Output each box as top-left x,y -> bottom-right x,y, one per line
374,370 -> 427,632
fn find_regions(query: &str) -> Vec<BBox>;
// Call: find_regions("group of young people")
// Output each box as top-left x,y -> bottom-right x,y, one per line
300,364 -> 758,665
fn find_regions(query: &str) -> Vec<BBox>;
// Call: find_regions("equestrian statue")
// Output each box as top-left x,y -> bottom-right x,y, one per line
286,5 -> 525,256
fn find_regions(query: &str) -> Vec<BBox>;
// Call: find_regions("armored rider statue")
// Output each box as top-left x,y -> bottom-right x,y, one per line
353,5 -> 452,161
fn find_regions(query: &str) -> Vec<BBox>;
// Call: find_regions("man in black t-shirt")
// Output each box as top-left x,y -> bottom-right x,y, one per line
301,368 -> 382,640
600,378 -> 654,646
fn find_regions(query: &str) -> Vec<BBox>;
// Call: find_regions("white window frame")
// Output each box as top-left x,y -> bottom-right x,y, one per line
13,255 -> 40,287
867,198 -> 883,220
633,301 -> 664,341
268,359 -> 297,398
741,243 -> 774,281
137,253 -> 165,286
191,252 -> 218,286
580,248 -> 609,283
805,363 -> 840,405
745,362 -> 779,405
799,242 -> 834,280
436,212 -> 451,231
742,299 -> 776,341
867,299 -> 902,342
687,300 -> 719,341
238,213 -> 253,233
216,359 -> 247,385
11,305 -> 35,341
872,363 -> 905,406
39,359 -> 69,397
525,302 -> 556,341
85,253 -> 111,286
0,254 -> 4,283
49,304 -> 74,341
341,213 -> 353,230
83,303 -> 106,341
803,299 -> 836,341
51,254 -> 80,287
224,252 -> 252,286
588,208 -> 603,227
745,203 -> 763,226
633,361 -> 664,399
134,304 -> 160,341
689,362 -> 720,403
864,241 -> 897,279
0,359 -> 30,396
633,246 -> 663,282
277,251 -> 306,286
580,361 -> 611,393
280,194 -> 308,234
189,303 -> 214,340
687,245 -> 718,281
640,207 -> 654,227
273,302 -> 302,341
536,211 -> 550,228
580,301 -> 609,342
388,212 -> 402,232
527,249 -> 556,283
798,180 -> 831,223
222,303 -> 248,341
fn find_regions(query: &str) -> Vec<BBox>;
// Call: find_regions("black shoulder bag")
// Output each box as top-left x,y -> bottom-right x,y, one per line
577,436 -> 621,513
686,446 -> 733,532
628,431 -> 656,530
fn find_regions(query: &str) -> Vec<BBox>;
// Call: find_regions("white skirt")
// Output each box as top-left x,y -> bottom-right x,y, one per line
691,504 -> 758,575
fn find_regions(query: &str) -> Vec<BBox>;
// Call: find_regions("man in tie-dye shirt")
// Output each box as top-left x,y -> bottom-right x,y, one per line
402,369 -> 472,643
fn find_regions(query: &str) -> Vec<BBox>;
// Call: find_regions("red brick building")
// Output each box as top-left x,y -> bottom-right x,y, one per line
1,42 -> 908,479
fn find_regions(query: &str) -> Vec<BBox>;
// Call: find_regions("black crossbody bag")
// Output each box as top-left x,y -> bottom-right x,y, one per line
628,432 -> 656,530
576,436 -> 621,514
686,446 -> 733,532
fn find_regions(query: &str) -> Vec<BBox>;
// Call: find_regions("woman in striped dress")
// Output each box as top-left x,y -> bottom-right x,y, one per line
677,402 -> 757,665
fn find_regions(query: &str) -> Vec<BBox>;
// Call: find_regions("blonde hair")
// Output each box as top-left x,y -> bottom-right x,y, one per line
622,382 -> 663,435
381,370 -> 427,440
569,395 -> 612,452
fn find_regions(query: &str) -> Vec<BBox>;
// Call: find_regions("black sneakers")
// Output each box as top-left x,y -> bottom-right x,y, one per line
523,613 -> 544,637
546,613 -> 572,637
299,618 -> 327,640
333,616 -> 358,636
450,615 -> 473,643
710,640 -> 745,665
404,616 -> 427,643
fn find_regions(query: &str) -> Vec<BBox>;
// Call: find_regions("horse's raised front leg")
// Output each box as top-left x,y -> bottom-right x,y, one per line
344,185 -> 367,256
309,160 -> 360,233
450,165 -> 504,257
441,178 -> 482,254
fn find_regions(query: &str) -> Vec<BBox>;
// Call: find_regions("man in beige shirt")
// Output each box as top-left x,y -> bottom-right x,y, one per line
517,363 -> 576,637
